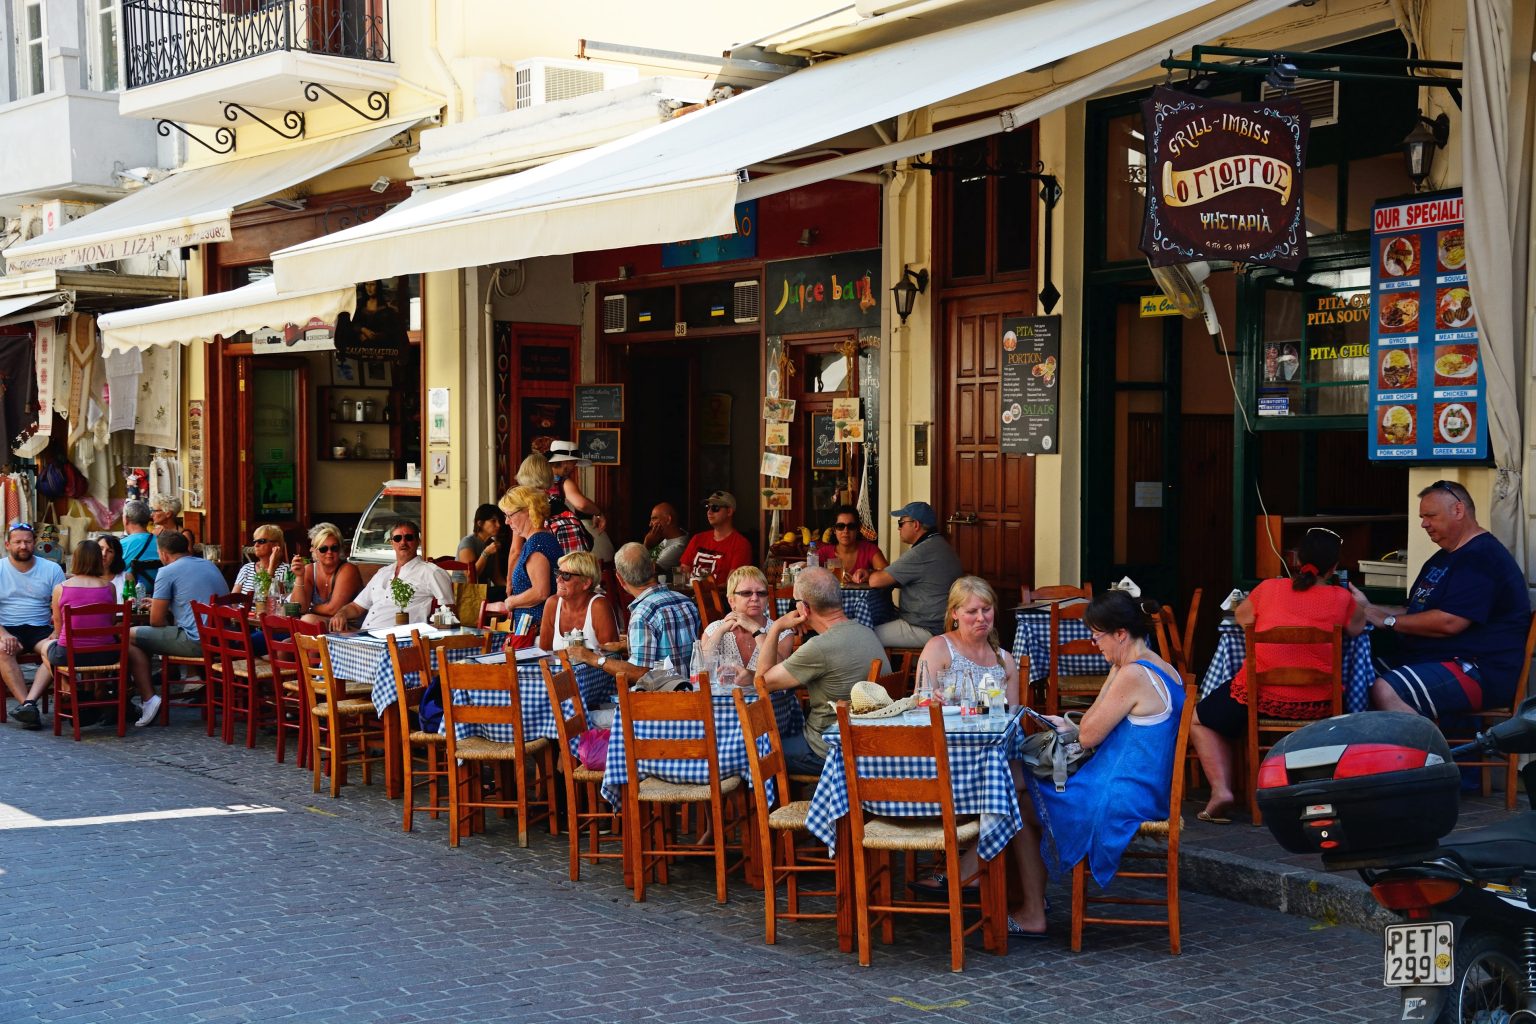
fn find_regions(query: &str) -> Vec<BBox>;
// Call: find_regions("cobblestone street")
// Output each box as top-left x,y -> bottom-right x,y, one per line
0,709 -> 1397,1024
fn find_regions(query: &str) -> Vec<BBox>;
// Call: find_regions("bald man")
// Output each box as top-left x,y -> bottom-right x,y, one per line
644,502 -> 687,572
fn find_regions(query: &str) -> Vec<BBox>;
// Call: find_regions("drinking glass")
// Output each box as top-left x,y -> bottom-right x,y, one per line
912,662 -> 935,713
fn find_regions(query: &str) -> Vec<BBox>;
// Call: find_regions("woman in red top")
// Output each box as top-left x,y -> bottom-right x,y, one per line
1191,528 -> 1365,822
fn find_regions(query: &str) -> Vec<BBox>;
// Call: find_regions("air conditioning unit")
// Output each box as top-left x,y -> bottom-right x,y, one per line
733,281 -> 760,324
1260,75 -> 1339,127
513,58 -> 638,109
18,199 -> 99,241
601,294 -> 627,334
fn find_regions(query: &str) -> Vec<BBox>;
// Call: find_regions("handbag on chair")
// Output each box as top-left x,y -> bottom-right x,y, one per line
1020,710 -> 1094,792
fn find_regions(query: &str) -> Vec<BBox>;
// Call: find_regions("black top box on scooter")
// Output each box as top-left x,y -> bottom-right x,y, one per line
1256,712 -> 1460,860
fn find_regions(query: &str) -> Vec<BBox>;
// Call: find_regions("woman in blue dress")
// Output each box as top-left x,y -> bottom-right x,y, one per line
498,485 -> 562,630
1014,589 -> 1185,939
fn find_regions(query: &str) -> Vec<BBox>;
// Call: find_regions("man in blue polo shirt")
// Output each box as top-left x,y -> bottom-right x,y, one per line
3,522 -> 65,728
1360,480 -> 1531,716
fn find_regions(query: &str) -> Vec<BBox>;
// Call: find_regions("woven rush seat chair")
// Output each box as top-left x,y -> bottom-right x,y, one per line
204,600 -> 277,747
1047,600 -> 1107,715
1244,624 -> 1343,825
52,600 -> 133,741
542,653 -> 623,881
384,633 -> 450,832
259,612 -> 324,768
295,633 -> 383,797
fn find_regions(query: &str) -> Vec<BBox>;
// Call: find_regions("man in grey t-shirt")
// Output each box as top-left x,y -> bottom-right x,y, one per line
868,501 -> 964,649
130,532 -> 229,663
757,568 -> 889,774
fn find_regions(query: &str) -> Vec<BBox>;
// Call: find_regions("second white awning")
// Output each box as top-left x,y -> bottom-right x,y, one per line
97,279 -> 357,354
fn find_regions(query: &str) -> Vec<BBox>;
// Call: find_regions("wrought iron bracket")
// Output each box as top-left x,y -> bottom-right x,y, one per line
302,82 -> 390,122
156,119 -> 235,155
223,103 -> 305,139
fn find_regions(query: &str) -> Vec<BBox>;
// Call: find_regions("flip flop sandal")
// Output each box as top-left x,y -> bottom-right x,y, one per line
1197,810 -> 1233,825
909,872 -> 979,899
1007,919 -> 1049,942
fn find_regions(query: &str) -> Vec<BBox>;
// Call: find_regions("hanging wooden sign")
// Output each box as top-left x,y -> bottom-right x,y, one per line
1141,86 -> 1309,270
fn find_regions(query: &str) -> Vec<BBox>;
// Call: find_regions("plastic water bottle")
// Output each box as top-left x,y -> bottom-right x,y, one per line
688,643 -> 704,691
806,540 -> 820,569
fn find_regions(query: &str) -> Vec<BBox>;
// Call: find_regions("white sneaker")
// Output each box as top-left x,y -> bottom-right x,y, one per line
135,694 -> 162,727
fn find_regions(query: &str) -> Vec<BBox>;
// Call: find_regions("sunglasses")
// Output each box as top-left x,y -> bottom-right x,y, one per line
314,544 -> 340,554
834,522 -> 859,531
733,589 -> 768,598
253,538 -> 273,546
555,570 -> 586,582
1430,480 -> 1469,504
390,533 -> 418,543
896,518 -> 916,528
8,521 -> 32,533
706,504 -> 727,513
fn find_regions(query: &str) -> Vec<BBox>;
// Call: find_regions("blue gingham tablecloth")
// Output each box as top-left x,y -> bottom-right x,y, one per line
344,631 -> 509,717
600,689 -> 804,810
1200,620 -> 1375,714
804,710 -> 1025,860
1012,607 -> 1109,683
441,653 -> 615,746
774,587 -> 897,629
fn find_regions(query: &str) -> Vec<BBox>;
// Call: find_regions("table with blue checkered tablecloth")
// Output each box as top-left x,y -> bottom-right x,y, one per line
338,630 -> 510,717
1200,620 -> 1375,714
600,688 -> 804,810
774,587 -> 896,629
440,651 -> 615,746
804,709 -> 1025,860
1012,606 -> 1108,683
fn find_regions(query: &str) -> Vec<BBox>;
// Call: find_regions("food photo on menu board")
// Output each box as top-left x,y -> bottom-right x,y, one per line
1367,189 -> 1485,461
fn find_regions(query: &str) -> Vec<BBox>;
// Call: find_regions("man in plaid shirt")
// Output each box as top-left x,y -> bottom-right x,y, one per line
569,543 -> 700,680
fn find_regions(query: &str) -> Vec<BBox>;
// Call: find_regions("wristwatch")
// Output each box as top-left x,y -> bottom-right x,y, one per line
754,626 -> 769,637
597,654 -> 609,669
1383,614 -> 1398,630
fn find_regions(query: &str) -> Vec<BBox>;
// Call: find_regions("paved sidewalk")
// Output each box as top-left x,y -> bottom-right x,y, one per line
1,705 -> 1399,1023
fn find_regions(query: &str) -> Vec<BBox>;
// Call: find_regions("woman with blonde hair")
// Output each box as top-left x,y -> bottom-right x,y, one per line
288,523 -> 363,626
916,576 -> 1019,700
499,485 -> 561,629
698,566 -> 794,680
537,550 -> 619,652
234,523 -> 292,598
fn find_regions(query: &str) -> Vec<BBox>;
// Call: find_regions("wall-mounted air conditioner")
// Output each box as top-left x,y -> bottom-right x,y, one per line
733,281 -> 760,324
601,294 -> 627,334
1260,75 -> 1340,127
514,59 -> 639,110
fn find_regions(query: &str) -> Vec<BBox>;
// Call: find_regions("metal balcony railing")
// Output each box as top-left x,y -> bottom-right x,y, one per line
123,0 -> 390,89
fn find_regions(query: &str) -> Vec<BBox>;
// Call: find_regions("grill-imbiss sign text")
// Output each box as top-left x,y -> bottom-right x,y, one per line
1141,86 -> 1308,270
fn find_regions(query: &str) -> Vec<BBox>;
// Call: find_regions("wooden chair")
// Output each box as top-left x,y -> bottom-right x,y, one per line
1442,612 -> 1536,810
259,612 -> 323,767
1022,582 -> 1093,603
692,577 -> 727,626
617,679 -> 743,904
542,654 -> 623,881
864,656 -> 911,702
157,651 -> 206,727
1244,624 -> 1344,825
430,556 -> 476,585
384,633 -> 449,832
440,659 -> 556,847
213,592 -> 254,609
1153,608 -> 1188,678
1071,680 -> 1197,954
205,601 -> 276,748
294,633 -> 384,798
52,601 -> 133,741
190,601 -> 227,739
836,701 -> 1006,972
1046,600 -> 1107,715
734,680 -> 835,943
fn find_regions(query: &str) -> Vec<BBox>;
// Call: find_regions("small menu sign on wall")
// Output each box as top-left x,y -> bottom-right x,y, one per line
1367,189 -> 1484,462
999,316 -> 1060,455
573,384 -> 624,422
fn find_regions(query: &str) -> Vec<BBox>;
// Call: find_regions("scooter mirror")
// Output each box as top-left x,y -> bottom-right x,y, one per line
1481,695 -> 1536,754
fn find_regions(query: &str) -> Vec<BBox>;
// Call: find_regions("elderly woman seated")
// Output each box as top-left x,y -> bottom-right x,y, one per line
537,551 -> 619,652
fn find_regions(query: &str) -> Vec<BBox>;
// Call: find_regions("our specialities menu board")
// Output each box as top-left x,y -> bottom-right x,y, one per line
999,316 -> 1060,455
1368,190 -> 1484,462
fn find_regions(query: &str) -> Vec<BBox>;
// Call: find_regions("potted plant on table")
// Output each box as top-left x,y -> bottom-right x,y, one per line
390,577 -> 416,625
253,568 -> 273,613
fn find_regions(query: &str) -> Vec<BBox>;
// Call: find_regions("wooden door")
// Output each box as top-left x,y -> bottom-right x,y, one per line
235,356 -> 309,540
940,292 -> 1035,597
784,332 -> 861,524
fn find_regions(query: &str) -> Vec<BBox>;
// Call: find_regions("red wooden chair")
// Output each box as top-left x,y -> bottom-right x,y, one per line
52,601 -> 133,741
260,612 -> 323,768
385,633 -> 450,832
430,556 -> 476,585
204,601 -> 276,747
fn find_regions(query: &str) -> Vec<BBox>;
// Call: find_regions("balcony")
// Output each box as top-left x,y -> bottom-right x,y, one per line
120,0 -> 397,126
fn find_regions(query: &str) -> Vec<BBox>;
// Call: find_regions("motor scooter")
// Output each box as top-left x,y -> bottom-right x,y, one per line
1256,698 -> 1536,1023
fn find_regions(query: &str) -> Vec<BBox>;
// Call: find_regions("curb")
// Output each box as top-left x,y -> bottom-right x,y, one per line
1174,842 -> 1397,932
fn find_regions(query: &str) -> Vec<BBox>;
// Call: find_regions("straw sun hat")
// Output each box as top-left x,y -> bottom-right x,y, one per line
843,681 -> 919,719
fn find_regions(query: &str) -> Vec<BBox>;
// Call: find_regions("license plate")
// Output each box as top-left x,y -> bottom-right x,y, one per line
1384,922 -> 1454,986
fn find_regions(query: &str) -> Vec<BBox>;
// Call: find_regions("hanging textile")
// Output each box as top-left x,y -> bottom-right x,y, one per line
149,453 -> 181,509
0,336 -> 36,455
133,344 -> 178,450
105,347 -> 141,432
33,320 -> 58,436
63,313 -> 98,451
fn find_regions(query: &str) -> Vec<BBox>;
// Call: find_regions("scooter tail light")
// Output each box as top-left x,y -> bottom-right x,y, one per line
1256,755 -> 1288,789
1333,744 -> 1428,779
1370,878 -> 1462,910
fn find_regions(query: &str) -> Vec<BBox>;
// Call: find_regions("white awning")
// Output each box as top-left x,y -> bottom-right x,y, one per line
3,117 -> 423,272
0,290 -> 69,325
272,0 -> 1294,294
96,278 -> 357,354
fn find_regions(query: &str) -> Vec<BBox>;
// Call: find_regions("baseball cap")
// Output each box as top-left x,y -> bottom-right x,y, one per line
890,501 -> 936,529
703,490 -> 737,510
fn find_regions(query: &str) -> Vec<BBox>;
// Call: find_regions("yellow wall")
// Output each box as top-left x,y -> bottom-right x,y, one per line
422,269 -> 465,557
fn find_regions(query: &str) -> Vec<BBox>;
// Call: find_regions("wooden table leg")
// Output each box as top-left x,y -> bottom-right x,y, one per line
381,703 -> 403,799
835,816 -> 854,954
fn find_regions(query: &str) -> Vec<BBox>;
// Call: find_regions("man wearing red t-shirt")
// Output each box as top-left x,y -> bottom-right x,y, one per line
679,491 -> 752,583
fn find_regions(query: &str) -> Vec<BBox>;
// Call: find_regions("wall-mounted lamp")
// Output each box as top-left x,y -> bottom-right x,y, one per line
1264,53 -> 1299,91
890,265 -> 929,324
1402,110 -> 1449,191
370,175 -> 392,194
797,227 -> 818,247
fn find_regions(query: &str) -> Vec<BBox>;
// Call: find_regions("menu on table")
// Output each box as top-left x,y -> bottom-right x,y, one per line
1368,189 -> 1484,461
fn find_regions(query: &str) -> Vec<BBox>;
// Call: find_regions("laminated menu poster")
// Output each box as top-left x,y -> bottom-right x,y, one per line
999,316 -> 1061,455
1367,190 -> 1484,462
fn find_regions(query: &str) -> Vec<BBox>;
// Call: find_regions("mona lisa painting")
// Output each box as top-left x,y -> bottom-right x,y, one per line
336,277 -> 409,361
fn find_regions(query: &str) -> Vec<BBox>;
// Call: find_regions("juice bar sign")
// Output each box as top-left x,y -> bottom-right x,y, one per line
764,249 -> 881,334
1141,86 -> 1309,270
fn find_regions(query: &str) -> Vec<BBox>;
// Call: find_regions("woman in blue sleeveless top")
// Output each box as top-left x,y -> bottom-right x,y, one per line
1013,590 -> 1185,938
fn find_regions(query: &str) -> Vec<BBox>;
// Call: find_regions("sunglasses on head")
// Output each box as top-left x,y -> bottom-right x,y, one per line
1430,480 -> 1469,504
390,533 -> 418,543
314,544 -> 340,554
8,521 -> 32,533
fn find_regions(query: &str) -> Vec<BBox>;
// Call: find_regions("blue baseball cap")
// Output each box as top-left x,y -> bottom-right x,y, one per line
890,501 -> 936,529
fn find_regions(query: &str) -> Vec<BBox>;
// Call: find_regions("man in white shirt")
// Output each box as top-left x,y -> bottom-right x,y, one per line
2,522 -> 65,728
329,520 -> 453,631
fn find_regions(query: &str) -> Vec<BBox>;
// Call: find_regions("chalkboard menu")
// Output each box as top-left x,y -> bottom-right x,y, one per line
999,316 -> 1061,455
1367,190 -> 1484,462
577,428 -> 621,465
574,384 -> 624,422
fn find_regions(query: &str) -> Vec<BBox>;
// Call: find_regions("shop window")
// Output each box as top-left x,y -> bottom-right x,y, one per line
940,131 -> 1036,283
1101,112 -> 1149,264
1256,268 -> 1371,419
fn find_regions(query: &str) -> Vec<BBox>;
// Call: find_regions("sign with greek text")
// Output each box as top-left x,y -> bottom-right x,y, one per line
999,316 -> 1060,455
1141,86 -> 1308,270
1367,189 -> 1484,462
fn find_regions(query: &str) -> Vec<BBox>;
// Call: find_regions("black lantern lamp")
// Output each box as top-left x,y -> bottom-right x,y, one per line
1264,53 -> 1299,92
891,265 -> 929,324
1402,110 -> 1450,191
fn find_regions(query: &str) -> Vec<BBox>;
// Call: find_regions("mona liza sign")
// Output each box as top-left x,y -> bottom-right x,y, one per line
1140,86 -> 1309,270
